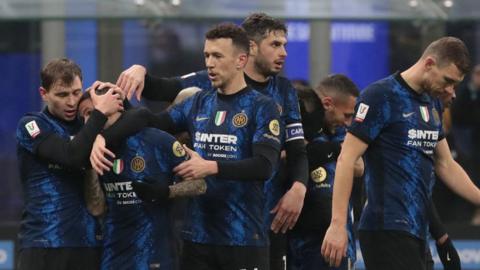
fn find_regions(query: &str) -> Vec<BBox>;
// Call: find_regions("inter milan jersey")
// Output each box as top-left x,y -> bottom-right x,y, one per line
168,87 -> 282,246
16,108 -> 100,248
306,128 -> 356,262
100,128 -> 186,270
178,70 -> 304,224
349,72 -> 444,239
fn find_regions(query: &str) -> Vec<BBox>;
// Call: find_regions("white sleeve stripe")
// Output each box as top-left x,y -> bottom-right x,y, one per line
286,123 -> 303,128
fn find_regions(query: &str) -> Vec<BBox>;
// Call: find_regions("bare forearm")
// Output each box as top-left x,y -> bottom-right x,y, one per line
169,179 -> 207,198
84,169 -> 106,216
436,160 -> 480,205
353,157 -> 364,178
331,156 -> 356,226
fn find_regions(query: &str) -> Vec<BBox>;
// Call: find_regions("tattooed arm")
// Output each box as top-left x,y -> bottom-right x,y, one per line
168,179 -> 207,198
84,169 -> 106,216
132,179 -> 207,203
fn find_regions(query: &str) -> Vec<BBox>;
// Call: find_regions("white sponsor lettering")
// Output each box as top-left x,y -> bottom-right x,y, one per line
103,181 -> 133,192
195,132 -> 237,144
407,129 -> 439,140
208,144 -> 237,152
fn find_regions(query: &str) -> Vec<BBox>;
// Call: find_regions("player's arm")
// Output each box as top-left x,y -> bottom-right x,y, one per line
428,198 -> 461,270
84,168 -> 106,216
91,97 -> 192,175
116,64 -> 183,101
90,110 -> 177,174
101,108 -> 177,147
173,143 -> 279,182
132,178 -> 207,203
322,133 -> 368,267
36,88 -> 123,168
434,138 -> 480,205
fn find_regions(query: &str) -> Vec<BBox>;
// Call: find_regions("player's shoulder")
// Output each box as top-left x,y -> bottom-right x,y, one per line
139,128 -> 187,159
139,128 -> 177,145
17,112 -> 51,132
250,88 -> 278,106
360,74 -> 397,101
271,75 -> 295,91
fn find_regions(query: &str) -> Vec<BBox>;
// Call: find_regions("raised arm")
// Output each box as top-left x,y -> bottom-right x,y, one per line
116,64 -> 183,102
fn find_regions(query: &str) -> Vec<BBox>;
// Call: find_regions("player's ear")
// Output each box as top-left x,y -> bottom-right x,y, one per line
424,56 -> 436,71
237,53 -> 248,70
39,87 -> 48,102
321,96 -> 334,111
249,40 -> 258,57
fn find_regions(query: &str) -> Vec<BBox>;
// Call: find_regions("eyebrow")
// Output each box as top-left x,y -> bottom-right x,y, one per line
444,76 -> 460,85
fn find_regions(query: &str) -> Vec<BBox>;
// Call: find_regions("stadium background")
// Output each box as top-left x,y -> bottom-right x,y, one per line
1,0 -> 480,269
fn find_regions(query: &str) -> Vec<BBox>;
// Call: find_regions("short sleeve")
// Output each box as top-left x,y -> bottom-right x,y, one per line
179,70 -> 212,91
168,94 -> 196,132
153,132 -> 187,184
283,82 -> 305,142
16,115 -> 54,153
348,85 -> 391,144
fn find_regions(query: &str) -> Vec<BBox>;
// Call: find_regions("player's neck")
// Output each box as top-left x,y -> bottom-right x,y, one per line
244,61 -> 268,83
218,73 -> 248,95
400,65 -> 424,94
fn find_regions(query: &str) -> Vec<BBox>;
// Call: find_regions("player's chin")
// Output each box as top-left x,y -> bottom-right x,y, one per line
64,112 -> 77,121
270,67 -> 282,74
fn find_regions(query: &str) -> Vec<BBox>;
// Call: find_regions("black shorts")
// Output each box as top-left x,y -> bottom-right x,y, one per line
181,240 -> 269,270
17,247 -> 101,270
359,230 -> 426,270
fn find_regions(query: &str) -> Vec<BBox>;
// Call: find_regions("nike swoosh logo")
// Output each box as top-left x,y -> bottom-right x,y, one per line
402,112 -> 415,118
327,152 -> 333,158
196,117 -> 209,121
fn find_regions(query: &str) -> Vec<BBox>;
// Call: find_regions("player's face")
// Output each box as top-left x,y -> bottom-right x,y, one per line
439,90 -> 455,108
254,30 -> 287,76
40,76 -> 82,121
204,38 -> 242,90
78,98 -> 94,123
422,61 -> 463,99
327,95 -> 357,128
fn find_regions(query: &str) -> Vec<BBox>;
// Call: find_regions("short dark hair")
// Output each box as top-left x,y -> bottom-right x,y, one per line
422,36 -> 470,74
316,74 -> 360,99
41,58 -> 82,91
297,85 -> 321,113
205,23 -> 250,54
241,13 -> 287,43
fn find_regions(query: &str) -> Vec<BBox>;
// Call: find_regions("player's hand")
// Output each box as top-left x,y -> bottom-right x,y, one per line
88,81 -> 124,116
173,145 -> 217,180
90,135 -> 115,175
436,236 -> 461,270
116,64 -> 147,101
132,179 -> 169,203
321,223 -> 348,268
270,181 -> 306,233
